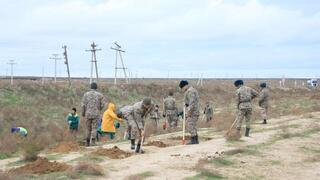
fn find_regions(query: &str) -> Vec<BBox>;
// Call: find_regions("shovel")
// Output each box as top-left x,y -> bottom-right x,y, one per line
182,106 -> 186,145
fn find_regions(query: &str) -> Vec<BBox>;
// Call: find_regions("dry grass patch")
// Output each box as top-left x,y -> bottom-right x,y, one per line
21,141 -> 44,162
68,161 -> 105,178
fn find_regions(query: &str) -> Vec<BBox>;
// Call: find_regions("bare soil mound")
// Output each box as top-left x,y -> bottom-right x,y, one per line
91,146 -> 132,159
145,141 -> 168,148
49,141 -> 80,153
8,157 -> 70,174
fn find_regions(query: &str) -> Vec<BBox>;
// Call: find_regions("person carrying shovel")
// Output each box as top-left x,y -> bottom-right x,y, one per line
163,90 -> 179,130
179,80 -> 200,145
131,97 -> 153,153
233,80 -> 258,137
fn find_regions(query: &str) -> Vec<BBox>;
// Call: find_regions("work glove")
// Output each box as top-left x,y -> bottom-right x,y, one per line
162,114 -> 166,118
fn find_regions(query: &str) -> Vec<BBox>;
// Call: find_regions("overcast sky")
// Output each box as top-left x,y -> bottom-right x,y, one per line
0,0 -> 319,78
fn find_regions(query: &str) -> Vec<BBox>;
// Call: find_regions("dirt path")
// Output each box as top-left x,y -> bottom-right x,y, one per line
1,112 -> 319,179
95,112 -> 320,179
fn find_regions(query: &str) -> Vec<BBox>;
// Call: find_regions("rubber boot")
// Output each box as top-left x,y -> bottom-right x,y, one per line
195,135 -> 199,144
131,139 -> 135,150
86,138 -> 90,147
245,128 -> 250,137
187,136 -> 196,145
91,138 -> 96,146
135,143 -> 144,153
262,119 -> 267,124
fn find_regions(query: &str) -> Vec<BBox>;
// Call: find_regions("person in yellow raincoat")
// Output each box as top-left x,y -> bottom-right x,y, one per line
100,102 -> 123,140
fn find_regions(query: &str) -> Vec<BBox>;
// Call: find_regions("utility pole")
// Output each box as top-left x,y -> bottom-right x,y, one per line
111,42 -> 128,86
42,66 -> 45,85
62,45 -> 72,87
197,73 -> 204,87
7,60 -> 16,86
49,54 -> 62,83
86,42 -> 101,84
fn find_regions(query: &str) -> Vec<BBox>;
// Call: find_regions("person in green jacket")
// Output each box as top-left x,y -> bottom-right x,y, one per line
66,108 -> 80,136
11,127 -> 28,137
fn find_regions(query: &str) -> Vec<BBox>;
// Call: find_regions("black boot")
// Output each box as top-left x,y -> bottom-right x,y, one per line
195,135 -> 199,144
187,136 -> 196,145
135,143 -> 144,153
245,128 -> 250,137
86,138 -> 90,147
131,139 -> 135,150
262,119 -> 267,124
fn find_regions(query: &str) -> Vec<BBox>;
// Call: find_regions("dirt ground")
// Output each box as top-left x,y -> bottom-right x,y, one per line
1,112 -> 320,179
49,141 -> 81,153
8,157 -> 70,174
91,146 -> 132,159
145,141 -> 169,148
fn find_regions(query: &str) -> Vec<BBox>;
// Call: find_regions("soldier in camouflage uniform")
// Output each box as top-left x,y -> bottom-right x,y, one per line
118,105 -> 134,139
81,82 -> 105,146
259,82 -> 270,124
234,80 -> 258,137
163,91 -> 178,129
150,104 -> 161,129
203,101 -> 213,122
179,80 -> 200,145
131,98 -> 153,153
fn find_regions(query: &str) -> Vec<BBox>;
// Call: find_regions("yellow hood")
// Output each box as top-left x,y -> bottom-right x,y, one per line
108,103 -> 116,111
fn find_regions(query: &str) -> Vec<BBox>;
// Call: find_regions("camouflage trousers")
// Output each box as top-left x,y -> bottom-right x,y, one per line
167,115 -> 178,128
187,115 -> 199,137
86,118 -> 99,141
236,109 -> 252,129
206,115 -> 213,122
151,118 -> 160,128
260,107 -> 268,120
129,119 -> 142,141
122,115 -> 132,139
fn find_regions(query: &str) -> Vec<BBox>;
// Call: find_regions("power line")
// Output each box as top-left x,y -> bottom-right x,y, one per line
49,54 -> 62,83
86,42 -> 101,84
111,41 -> 128,86
62,45 -> 72,87
7,60 -> 16,86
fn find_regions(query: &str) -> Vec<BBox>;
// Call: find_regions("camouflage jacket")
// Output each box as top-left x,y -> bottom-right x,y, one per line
184,86 -> 200,116
132,101 -> 152,130
81,89 -> 104,119
204,104 -> 213,116
259,88 -> 270,108
150,108 -> 161,119
236,86 -> 258,110
164,96 -> 178,116
119,105 -> 134,121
